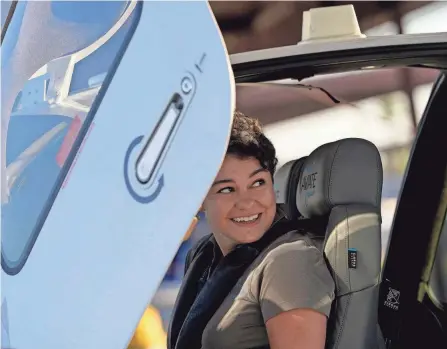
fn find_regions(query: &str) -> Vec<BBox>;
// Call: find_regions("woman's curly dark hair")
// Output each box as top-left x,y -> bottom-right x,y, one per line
227,111 -> 278,177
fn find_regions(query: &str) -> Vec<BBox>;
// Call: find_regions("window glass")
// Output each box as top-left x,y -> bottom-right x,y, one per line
1,1 -> 141,274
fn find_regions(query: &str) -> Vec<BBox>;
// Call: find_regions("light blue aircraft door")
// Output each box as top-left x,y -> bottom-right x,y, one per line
1,1 -> 234,348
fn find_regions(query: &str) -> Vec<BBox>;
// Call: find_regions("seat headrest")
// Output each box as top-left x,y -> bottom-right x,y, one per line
274,157 -> 307,220
297,138 -> 383,218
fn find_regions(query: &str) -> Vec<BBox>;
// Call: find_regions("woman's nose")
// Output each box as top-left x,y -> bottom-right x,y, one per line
235,197 -> 255,210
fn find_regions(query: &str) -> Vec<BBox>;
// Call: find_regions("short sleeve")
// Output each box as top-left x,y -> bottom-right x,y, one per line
258,241 -> 335,323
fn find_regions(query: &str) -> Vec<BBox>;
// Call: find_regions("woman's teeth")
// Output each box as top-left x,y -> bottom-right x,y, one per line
231,214 -> 260,223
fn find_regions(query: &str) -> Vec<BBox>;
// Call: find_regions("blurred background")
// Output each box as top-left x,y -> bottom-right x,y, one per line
2,1 -> 446,348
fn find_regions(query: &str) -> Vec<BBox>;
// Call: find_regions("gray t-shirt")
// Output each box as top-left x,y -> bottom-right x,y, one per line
201,231 -> 335,349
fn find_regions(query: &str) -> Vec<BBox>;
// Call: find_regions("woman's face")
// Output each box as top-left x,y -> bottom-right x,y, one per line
202,154 -> 277,255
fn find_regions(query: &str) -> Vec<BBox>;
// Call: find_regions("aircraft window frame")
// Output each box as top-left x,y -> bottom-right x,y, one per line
67,4 -> 138,96
1,0 -> 16,42
1,1 -> 143,275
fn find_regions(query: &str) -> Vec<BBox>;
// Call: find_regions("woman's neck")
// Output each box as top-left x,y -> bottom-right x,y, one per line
212,232 -> 237,256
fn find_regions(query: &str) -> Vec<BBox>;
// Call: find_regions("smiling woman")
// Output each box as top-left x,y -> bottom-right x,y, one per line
203,112 -> 278,255
205,155 -> 276,252
168,111 -> 335,349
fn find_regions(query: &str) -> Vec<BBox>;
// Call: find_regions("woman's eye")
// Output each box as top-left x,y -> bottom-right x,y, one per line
252,179 -> 265,187
217,187 -> 233,194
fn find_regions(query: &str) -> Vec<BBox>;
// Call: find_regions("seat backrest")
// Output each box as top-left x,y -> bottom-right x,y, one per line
275,138 -> 384,349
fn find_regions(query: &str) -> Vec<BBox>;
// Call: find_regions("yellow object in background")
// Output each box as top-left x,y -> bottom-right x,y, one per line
128,306 -> 167,349
183,216 -> 198,241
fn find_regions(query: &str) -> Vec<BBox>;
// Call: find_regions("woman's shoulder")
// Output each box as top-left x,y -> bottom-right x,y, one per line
250,230 -> 335,320
183,234 -> 215,274
263,230 -> 324,262
254,230 -> 332,281
189,233 -> 214,255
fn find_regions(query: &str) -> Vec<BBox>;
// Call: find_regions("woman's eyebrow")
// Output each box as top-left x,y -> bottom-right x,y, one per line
249,167 -> 267,177
212,178 -> 234,187
212,168 -> 266,187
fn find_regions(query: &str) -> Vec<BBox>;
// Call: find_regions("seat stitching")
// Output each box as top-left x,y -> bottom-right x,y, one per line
328,142 -> 342,209
335,293 -> 352,349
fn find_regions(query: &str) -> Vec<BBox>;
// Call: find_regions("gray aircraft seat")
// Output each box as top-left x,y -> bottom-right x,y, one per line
274,138 -> 385,349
